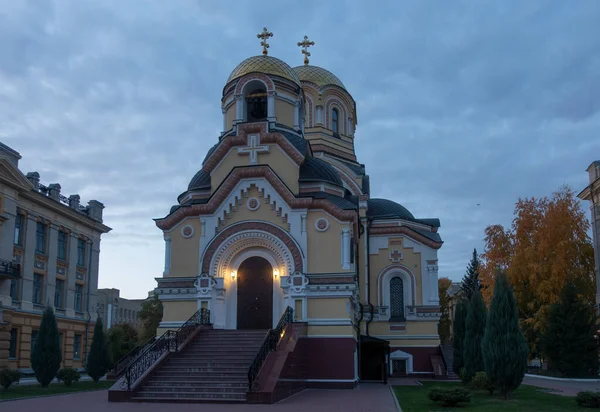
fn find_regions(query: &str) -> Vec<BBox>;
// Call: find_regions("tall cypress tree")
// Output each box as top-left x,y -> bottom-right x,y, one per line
463,288 -> 487,382
543,281 -> 598,378
452,298 -> 468,376
31,306 -> 62,387
482,271 -> 528,399
86,317 -> 110,382
461,248 -> 481,300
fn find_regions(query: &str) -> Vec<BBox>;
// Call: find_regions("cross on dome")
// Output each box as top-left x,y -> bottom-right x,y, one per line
257,27 -> 273,55
297,35 -> 315,65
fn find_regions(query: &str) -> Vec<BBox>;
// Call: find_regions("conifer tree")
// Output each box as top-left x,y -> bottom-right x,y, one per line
31,306 -> 62,387
461,248 -> 481,300
463,288 -> 487,382
543,281 -> 598,378
452,298 -> 468,376
86,317 -> 110,382
482,271 -> 528,399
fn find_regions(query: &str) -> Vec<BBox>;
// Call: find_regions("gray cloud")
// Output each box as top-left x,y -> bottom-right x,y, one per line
1,0 -> 599,297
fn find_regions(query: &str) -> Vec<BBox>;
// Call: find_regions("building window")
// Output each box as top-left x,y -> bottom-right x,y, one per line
55,279 -> 64,308
332,108 -> 339,134
245,87 -> 267,122
32,273 -> 43,305
77,238 -> 86,266
31,330 -> 39,354
390,277 -> 405,320
73,334 -> 81,360
58,230 -> 67,260
9,329 -> 18,359
75,284 -> 83,312
14,213 -> 24,246
10,279 -> 19,301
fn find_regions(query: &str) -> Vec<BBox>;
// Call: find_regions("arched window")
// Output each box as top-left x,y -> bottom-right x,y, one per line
332,108 -> 339,134
390,277 -> 405,320
246,87 -> 267,122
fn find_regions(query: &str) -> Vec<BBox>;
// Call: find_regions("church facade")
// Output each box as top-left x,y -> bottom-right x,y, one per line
153,34 -> 443,385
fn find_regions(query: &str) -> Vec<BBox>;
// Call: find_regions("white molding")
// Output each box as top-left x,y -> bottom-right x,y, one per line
306,318 -> 352,326
390,349 -> 414,374
304,335 -> 356,339
373,335 -> 440,340
181,225 -> 194,239
315,217 -> 329,232
246,197 -> 260,211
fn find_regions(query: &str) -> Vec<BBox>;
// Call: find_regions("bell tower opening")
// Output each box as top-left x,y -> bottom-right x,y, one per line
244,81 -> 268,122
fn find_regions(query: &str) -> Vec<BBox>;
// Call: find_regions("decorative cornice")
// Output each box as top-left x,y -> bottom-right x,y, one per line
155,165 -> 357,231
310,144 -> 357,162
369,226 -> 442,249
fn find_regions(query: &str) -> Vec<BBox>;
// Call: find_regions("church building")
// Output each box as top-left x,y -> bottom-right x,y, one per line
152,30 -> 443,391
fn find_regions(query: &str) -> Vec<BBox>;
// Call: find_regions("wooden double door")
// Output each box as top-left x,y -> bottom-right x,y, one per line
236,257 -> 273,330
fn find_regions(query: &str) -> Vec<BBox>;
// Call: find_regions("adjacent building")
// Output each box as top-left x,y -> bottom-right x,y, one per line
0,142 -> 111,371
578,160 -> 600,313
97,288 -> 148,330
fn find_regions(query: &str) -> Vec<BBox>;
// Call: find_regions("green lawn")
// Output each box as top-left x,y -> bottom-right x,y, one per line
394,381 -> 580,412
0,380 -> 115,401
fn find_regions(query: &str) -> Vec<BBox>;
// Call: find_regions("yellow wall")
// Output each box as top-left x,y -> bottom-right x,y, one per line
307,298 -> 349,319
225,104 -> 235,130
218,186 -> 288,231
306,211 -> 352,273
307,325 -> 355,337
388,338 -> 441,347
162,300 -> 197,322
275,99 -> 295,128
368,320 -> 438,337
168,217 -> 201,278
210,145 -> 299,195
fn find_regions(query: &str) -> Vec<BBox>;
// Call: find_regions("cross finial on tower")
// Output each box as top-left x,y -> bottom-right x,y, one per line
297,35 -> 315,65
257,27 -> 273,55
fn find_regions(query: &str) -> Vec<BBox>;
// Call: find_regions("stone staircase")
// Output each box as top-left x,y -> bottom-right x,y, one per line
131,329 -> 267,402
440,343 -> 458,379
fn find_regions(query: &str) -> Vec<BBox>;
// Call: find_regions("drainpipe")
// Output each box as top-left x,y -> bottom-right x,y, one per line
365,218 -> 373,336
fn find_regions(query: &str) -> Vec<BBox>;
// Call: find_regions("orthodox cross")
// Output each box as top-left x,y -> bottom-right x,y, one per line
237,134 -> 269,165
297,35 -> 315,65
257,27 -> 273,55
390,249 -> 403,262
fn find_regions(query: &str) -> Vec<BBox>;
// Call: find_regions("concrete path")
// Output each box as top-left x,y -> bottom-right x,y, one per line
2,384 -> 399,411
523,376 -> 600,396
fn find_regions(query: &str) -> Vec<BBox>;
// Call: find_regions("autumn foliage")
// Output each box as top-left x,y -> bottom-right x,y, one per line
480,186 -> 595,356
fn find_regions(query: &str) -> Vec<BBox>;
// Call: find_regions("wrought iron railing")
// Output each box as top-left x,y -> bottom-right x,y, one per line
248,306 -> 294,390
0,258 -> 20,278
120,307 -> 211,390
111,336 -> 156,378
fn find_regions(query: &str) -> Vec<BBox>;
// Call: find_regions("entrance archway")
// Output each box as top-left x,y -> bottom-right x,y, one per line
237,256 -> 273,329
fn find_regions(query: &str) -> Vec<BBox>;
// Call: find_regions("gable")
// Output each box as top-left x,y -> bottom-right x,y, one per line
0,157 -> 34,191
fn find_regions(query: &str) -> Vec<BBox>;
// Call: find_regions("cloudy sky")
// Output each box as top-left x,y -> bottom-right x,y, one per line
2,1 -> 599,299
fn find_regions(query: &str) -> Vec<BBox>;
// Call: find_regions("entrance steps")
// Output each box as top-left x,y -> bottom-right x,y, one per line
131,329 -> 266,403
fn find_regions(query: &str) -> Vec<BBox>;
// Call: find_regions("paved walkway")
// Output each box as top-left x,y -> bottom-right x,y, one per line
523,376 -> 600,396
3,384 -> 399,411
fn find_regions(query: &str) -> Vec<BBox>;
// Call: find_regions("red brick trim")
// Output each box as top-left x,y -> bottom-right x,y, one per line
369,226 -> 442,249
234,73 -> 275,94
155,166 -> 358,230
201,221 -> 303,273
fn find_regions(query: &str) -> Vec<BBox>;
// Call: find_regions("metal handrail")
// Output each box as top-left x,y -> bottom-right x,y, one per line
247,306 -> 294,390
110,335 -> 156,378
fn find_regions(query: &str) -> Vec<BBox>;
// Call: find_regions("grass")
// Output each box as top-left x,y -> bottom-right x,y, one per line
394,381 -> 580,412
0,380 -> 115,401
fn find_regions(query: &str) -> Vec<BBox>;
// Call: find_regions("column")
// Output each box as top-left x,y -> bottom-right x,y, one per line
222,108 -> 227,134
20,215 -> 38,311
341,228 -> 351,270
87,238 -> 100,320
234,95 -> 243,123
163,236 -> 171,276
45,225 -> 59,308
316,106 -> 323,125
293,101 -> 300,130
65,232 -> 79,317
267,93 -> 275,121
0,198 -> 16,305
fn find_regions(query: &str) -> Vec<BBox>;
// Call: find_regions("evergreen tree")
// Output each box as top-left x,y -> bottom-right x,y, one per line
543,281 -> 598,378
461,248 -> 481,300
463,288 -> 487,382
452,298 -> 468,376
31,306 -> 62,387
138,294 -> 163,341
438,278 -> 453,344
86,317 -> 110,382
482,270 -> 528,399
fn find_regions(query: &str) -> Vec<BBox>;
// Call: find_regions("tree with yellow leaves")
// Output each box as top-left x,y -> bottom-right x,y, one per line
480,186 -> 595,357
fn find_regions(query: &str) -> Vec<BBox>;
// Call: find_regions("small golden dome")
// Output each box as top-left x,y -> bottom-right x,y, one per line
228,55 -> 302,87
293,65 -> 346,90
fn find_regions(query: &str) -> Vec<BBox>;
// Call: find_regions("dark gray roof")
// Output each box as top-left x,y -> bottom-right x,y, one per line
187,169 -> 211,191
411,227 -> 443,243
275,125 -> 308,155
300,157 -> 343,186
367,198 -> 414,220
202,142 -> 220,165
415,218 -> 441,228
337,159 -> 365,176
299,191 -> 357,210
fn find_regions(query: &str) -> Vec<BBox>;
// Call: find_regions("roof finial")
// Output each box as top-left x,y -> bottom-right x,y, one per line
297,35 -> 315,65
257,27 -> 273,56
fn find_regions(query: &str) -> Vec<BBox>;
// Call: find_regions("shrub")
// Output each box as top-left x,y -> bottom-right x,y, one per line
87,317 -> 110,383
56,368 -> 81,386
0,368 -> 21,391
428,386 -> 471,407
31,306 -> 62,387
576,391 -> 600,408
471,371 -> 495,394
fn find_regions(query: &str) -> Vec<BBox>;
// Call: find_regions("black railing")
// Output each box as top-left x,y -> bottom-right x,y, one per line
120,307 -> 211,390
111,336 -> 156,378
0,259 -> 20,278
248,306 -> 294,390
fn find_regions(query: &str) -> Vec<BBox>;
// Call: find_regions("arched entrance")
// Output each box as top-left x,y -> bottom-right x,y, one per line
237,256 -> 273,329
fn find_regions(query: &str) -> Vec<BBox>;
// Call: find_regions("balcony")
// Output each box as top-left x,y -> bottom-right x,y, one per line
0,258 -> 20,279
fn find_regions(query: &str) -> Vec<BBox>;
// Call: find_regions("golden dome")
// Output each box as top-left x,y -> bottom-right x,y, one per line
228,55 -> 302,87
293,65 -> 346,90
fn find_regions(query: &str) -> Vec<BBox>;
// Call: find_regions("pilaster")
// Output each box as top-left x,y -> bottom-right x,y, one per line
20,215 -> 38,311
45,225 -> 59,307
66,232 -> 78,317
341,228 -> 351,270
87,238 -> 101,319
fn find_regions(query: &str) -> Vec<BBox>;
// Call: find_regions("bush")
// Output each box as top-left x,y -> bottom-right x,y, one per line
471,371 -> 495,394
0,368 -> 21,391
31,306 -> 62,387
576,391 -> 600,408
56,368 -> 81,386
428,386 -> 471,407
